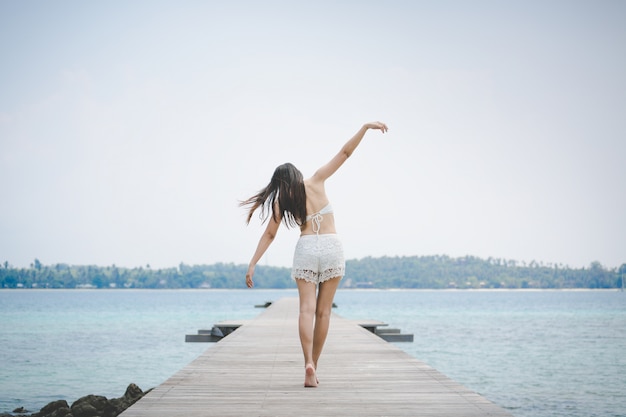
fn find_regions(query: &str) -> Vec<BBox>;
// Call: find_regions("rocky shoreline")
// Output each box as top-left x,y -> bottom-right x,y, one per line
2,384 -> 150,417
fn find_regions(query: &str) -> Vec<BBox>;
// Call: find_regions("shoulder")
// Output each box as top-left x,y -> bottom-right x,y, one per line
304,176 -> 324,192
306,167 -> 329,184
304,177 -> 327,201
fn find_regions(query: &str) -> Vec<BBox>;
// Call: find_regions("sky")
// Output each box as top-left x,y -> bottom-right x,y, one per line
1,1 -> 625,271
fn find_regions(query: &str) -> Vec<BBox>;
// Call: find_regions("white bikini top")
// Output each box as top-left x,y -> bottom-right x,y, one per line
305,203 -> 334,234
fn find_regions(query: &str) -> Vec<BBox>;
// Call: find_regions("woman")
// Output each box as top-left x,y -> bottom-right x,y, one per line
241,121 -> 388,387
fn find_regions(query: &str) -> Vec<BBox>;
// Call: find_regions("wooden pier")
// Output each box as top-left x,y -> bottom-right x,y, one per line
120,297 -> 512,417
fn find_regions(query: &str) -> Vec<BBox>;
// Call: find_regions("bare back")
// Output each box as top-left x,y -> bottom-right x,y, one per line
300,178 -> 336,235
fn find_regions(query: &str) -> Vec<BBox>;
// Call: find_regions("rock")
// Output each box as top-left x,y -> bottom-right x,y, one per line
70,395 -> 108,417
37,400 -> 70,417
123,383 -> 144,400
48,406 -> 72,417
69,384 -> 146,417
103,384 -> 145,417
7,384 -> 148,417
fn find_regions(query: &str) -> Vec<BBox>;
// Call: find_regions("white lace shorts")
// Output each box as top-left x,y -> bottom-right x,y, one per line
291,234 -> 345,284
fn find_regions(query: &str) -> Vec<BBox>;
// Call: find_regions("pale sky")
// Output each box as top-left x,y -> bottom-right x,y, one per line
1,1 -> 624,270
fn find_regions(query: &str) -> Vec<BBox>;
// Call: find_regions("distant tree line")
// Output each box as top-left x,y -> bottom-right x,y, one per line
1,256 -> 625,289
343,256 -> 625,289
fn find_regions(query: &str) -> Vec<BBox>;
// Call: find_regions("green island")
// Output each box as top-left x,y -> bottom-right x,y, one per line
2,256 -> 624,289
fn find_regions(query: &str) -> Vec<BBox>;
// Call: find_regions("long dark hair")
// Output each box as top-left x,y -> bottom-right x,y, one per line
240,163 -> 307,228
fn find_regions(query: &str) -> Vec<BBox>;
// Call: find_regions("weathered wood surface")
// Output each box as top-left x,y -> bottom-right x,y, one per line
121,297 -> 512,417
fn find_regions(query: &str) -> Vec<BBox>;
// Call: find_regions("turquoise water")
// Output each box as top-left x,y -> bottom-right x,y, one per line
0,289 -> 624,416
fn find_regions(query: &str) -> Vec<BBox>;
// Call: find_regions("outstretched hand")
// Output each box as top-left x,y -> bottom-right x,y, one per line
365,121 -> 388,133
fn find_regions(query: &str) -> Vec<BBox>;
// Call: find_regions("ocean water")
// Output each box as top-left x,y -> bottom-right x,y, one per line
0,289 -> 624,417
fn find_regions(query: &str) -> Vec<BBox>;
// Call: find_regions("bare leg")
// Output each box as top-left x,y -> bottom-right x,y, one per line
312,276 -> 341,371
296,278 -> 318,387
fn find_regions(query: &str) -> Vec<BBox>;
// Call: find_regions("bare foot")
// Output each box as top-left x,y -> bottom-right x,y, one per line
304,364 -> 317,388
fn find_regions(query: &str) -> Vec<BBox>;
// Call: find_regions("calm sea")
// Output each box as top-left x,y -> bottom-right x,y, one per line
0,289 -> 624,417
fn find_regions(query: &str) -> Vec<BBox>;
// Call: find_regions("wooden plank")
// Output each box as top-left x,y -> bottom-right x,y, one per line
121,297 -> 511,417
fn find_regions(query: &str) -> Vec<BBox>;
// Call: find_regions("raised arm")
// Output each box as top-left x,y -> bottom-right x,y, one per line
312,122 -> 388,182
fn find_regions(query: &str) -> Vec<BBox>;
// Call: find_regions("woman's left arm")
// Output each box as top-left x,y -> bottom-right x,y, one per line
311,121 -> 388,183
245,214 -> 281,288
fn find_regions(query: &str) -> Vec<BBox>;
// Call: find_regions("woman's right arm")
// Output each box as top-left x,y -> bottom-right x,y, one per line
312,122 -> 388,182
245,213 -> 280,288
